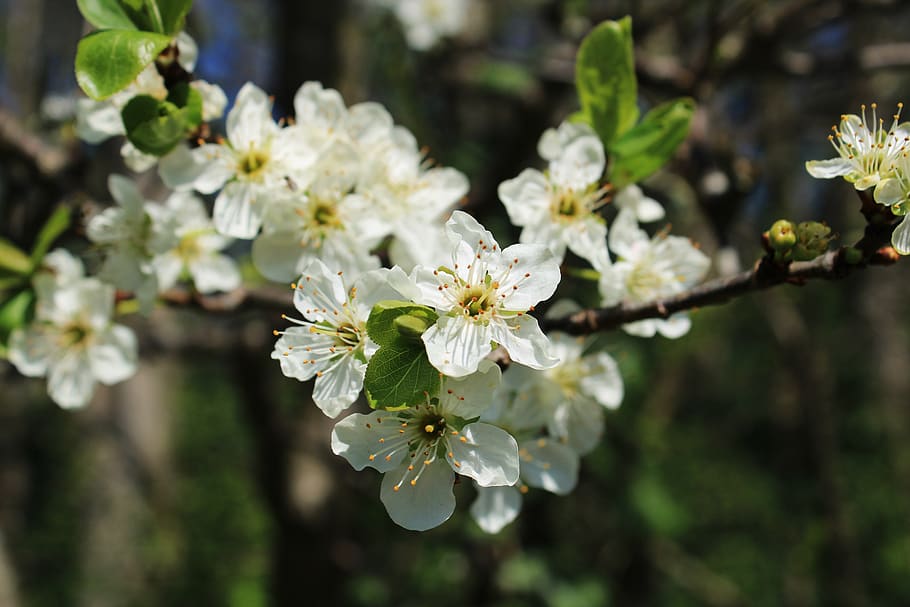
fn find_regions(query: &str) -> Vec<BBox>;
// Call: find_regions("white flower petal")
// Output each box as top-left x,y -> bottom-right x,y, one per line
7,327 -> 53,377
492,315 -> 558,371
251,231 -> 304,282
494,243 -> 561,310
470,486 -> 522,534
448,422 -> 519,487
656,314 -> 692,339
440,359 -> 502,419
331,411 -> 409,472
47,351 -> 96,409
497,169 -> 551,227
88,325 -> 138,385
422,314 -> 492,377
312,354 -> 367,418
579,350 -> 624,410
550,134 -> 605,190
805,158 -> 853,179
874,177 -> 907,206
892,215 -> 910,255
380,460 -> 456,531
520,438 -> 579,494
549,398 -> 605,455
189,254 -> 242,294
213,182 -> 263,239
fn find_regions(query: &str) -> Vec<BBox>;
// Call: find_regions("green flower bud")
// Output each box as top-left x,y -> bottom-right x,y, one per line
768,219 -> 797,251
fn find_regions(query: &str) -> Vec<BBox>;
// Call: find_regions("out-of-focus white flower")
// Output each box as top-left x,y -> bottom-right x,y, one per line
87,175 -> 178,314
153,191 -> 240,293
389,0 -> 470,51
599,209 -> 710,338
498,120 -> 609,267
253,171 -> 382,282
470,365 -> 582,533
398,211 -> 560,377
806,102 -> 910,191
8,276 -> 138,409
272,259 -> 401,418
332,360 -> 518,530
159,82 -> 317,238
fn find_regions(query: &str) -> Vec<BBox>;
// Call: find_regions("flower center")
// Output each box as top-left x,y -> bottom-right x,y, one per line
334,322 -> 361,348
238,149 -> 269,179
418,413 -> 447,439
176,234 -> 201,260
555,191 -> 581,217
459,282 -> 496,317
60,324 -> 90,348
627,262 -> 665,301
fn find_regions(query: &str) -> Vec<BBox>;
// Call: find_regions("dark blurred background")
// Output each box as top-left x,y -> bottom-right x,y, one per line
3,0 -> 910,605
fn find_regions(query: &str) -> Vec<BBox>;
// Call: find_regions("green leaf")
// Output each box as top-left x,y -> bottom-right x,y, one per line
0,288 -> 35,344
366,300 -> 438,347
77,0 -> 139,30
121,84 -> 201,155
0,239 -> 32,275
575,17 -> 639,147
30,207 -> 72,266
0,272 -> 27,291
75,29 -> 172,100
364,341 -> 440,409
155,0 -> 193,35
607,97 -> 694,188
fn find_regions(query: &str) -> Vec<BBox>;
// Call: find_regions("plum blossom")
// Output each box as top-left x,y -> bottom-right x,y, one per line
600,209 -> 710,338
805,102 -> 910,191
331,360 -> 518,530
159,82 -> 316,238
86,175 -> 178,314
272,259 -> 400,418
498,120 -> 609,267
8,272 -> 137,409
470,364 -> 581,533
153,192 -> 241,294
399,210 -> 561,377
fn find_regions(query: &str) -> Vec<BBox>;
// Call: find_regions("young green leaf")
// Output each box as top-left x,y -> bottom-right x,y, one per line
75,29 -> 172,100
155,0 -> 193,35
0,289 -> 35,344
77,0 -> 140,30
575,17 -> 638,147
0,239 -> 32,276
30,207 -> 72,266
121,84 -> 202,155
364,341 -> 441,409
608,97 -> 694,188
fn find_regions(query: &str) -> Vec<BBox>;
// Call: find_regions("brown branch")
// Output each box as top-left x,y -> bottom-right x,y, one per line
541,217 -> 899,336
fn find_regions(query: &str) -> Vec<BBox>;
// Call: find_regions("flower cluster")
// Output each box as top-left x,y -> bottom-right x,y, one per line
160,80 -> 469,281
14,16 -> 719,531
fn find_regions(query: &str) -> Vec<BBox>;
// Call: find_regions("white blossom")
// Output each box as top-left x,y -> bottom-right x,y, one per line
498,120 -> 609,267
599,209 -> 710,338
399,210 -> 561,377
272,259 -> 400,418
86,175 -> 178,314
388,0 -> 471,51
8,276 -> 137,409
331,360 -> 518,530
153,191 -> 241,293
806,103 -> 910,191
159,82 -> 317,238
613,184 -> 665,223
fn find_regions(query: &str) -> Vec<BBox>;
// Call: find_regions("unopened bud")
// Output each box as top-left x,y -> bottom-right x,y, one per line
768,220 -> 797,251
793,221 -> 834,261
394,313 -> 433,341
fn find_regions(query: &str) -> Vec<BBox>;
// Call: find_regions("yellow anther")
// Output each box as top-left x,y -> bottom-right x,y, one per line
424,424 -> 435,433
